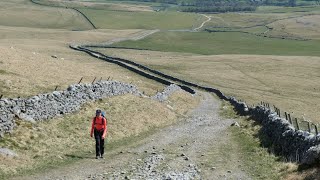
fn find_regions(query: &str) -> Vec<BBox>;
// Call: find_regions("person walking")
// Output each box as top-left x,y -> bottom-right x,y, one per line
90,109 -> 107,159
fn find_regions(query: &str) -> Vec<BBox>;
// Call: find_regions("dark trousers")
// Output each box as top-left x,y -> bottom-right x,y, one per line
94,129 -> 104,157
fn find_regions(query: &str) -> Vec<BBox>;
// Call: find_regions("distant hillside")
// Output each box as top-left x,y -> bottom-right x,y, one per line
109,0 -> 320,12
111,0 -> 258,12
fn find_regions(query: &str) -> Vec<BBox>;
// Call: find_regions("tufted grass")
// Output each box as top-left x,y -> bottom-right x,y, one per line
0,70 -> 8,74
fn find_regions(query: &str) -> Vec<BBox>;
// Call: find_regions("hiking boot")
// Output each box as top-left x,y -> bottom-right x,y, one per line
100,155 -> 104,159
96,156 -> 99,159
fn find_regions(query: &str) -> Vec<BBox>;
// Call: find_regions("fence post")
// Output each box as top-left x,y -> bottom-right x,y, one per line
314,124 -> 318,135
54,86 -> 58,91
285,112 -> 288,120
99,77 -> 102,82
307,121 -> 311,133
288,113 -> 292,124
0,94 -> 3,99
107,76 -> 110,81
278,109 -> 281,117
92,77 -> 97,84
78,77 -> 83,84
295,118 -> 300,130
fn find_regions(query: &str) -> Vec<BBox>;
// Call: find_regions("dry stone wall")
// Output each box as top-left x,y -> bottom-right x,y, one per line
0,81 -> 139,137
228,96 -> 320,165
151,84 -> 183,102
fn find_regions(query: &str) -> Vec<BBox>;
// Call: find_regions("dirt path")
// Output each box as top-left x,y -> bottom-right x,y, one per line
99,29 -> 160,46
16,92 -> 250,180
193,14 -> 211,31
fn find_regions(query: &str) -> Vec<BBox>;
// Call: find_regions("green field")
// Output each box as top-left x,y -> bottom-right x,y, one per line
114,31 -> 320,56
0,0 -> 93,30
78,8 -> 204,29
256,5 -> 320,13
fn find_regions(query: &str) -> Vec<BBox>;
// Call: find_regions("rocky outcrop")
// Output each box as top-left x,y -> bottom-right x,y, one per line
0,81 -> 139,136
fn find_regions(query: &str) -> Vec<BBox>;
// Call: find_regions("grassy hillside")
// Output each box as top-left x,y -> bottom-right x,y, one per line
31,0 -> 155,12
0,1 -> 93,30
114,31 -> 320,56
256,5 -> 320,13
0,0 -> 319,179
77,8 -> 204,30
202,11 -> 320,40
0,27 -> 166,98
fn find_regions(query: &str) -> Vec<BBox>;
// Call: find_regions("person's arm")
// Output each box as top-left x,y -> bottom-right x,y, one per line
102,118 -> 107,139
90,118 -> 94,137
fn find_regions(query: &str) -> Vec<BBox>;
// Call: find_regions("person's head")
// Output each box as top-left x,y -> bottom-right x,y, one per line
96,109 -> 102,117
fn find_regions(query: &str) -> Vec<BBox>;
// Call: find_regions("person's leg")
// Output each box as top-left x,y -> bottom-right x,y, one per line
100,132 -> 104,158
94,130 -> 100,158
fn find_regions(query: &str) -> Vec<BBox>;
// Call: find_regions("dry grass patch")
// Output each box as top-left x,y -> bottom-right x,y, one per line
0,28 -> 164,97
203,12 -> 320,29
285,166 -> 320,179
204,12 -> 290,28
96,49 -> 320,123
0,91 -> 200,178
268,15 -> 320,40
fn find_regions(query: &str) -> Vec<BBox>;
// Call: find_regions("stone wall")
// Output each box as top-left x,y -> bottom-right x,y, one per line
228,97 -> 320,164
151,84 -> 183,102
0,81 -> 139,137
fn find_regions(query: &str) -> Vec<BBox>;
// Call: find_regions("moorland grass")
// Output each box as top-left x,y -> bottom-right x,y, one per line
114,31 -> 320,56
0,1 -> 92,30
256,5 -> 320,13
77,8 -> 204,30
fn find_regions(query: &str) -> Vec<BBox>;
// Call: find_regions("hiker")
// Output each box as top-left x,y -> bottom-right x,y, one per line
90,109 -> 107,159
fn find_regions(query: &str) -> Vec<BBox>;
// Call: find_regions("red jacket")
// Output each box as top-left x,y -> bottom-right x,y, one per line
90,115 -> 107,138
